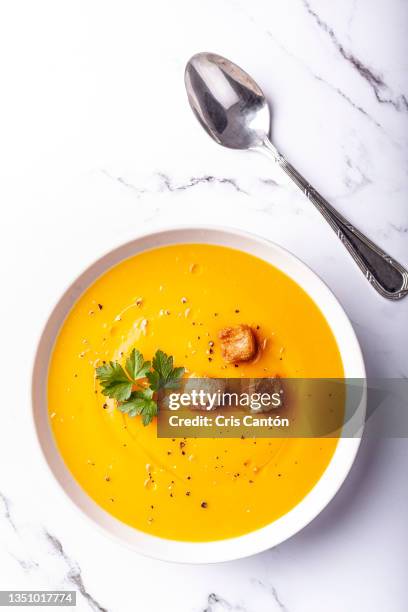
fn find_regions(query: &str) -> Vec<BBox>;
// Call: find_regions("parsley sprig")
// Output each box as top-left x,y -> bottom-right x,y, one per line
96,349 -> 184,426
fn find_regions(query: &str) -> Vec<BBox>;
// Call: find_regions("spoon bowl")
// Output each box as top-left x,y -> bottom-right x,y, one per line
185,52 -> 270,150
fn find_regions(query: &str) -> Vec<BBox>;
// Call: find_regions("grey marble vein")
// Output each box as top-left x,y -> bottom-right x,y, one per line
302,0 -> 408,112
251,578 -> 289,612
390,223 -> 408,234
203,592 -> 247,612
0,490 -> 39,571
0,491 -> 17,532
259,178 -> 280,188
343,156 -> 372,195
100,170 -> 148,197
314,75 -> 382,129
45,531 -> 108,612
157,172 -> 248,195
12,556 -> 39,571
102,169 -> 249,197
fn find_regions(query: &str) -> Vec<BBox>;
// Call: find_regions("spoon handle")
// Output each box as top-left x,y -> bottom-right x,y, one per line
261,139 -> 408,300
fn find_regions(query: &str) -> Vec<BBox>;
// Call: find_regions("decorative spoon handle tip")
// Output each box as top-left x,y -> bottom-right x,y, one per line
260,138 -> 408,300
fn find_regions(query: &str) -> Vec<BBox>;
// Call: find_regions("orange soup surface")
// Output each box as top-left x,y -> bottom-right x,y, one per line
48,244 -> 343,541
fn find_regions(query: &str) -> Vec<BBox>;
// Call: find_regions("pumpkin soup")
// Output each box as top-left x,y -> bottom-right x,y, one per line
48,244 -> 343,541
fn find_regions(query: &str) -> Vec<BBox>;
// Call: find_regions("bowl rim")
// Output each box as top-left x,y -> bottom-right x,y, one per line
31,224 -> 366,563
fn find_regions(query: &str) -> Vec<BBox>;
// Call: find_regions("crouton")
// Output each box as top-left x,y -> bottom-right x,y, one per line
218,324 -> 257,363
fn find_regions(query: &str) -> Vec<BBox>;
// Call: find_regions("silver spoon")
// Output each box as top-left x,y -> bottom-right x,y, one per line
185,52 -> 408,300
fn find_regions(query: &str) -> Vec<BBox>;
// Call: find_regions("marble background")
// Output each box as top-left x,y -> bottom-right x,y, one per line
1,0 -> 407,610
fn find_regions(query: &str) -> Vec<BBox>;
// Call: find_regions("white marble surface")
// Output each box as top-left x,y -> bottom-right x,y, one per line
1,0 -> 408,610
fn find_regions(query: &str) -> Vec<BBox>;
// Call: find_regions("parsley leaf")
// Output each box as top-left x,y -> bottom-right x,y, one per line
95,362 -> 133,401
148,350 -> 185,391
125,349 -> 151,381
118,388 -> 157,424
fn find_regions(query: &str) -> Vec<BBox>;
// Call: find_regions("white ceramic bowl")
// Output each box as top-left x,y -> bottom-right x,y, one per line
32,226 -> 366,563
